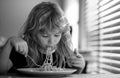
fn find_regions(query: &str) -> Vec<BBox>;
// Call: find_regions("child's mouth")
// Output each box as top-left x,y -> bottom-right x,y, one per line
46,46 -> 57,54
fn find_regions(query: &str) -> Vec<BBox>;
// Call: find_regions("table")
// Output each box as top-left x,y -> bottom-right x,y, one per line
1,73 -> 120,78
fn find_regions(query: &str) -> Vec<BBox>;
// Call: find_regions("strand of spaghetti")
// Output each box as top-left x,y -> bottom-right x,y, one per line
38,47 -> 64,71
43,47 -> 53,64
27,55 -> 41,67
39,47 -> 53,71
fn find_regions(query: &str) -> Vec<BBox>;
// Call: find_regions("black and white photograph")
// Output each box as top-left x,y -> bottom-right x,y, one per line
0,0 -> 120,78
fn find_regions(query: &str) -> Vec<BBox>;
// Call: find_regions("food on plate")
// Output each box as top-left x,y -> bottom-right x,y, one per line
36,47 -> 64,71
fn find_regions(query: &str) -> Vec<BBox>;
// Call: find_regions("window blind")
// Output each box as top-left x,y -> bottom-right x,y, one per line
98,0 -> 120,74
84,0 -> 120,73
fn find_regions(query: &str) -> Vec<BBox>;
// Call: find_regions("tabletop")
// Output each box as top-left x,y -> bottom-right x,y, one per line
1,73 -> 120,78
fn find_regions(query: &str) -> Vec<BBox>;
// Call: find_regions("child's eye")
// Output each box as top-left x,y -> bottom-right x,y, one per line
42,34 -> 49,37
55,34 -> 61,37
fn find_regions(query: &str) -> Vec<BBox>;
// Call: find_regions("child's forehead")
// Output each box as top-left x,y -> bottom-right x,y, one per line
40,28 -> 62,34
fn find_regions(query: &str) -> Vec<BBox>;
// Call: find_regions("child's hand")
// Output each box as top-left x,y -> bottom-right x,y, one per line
69,49 -> 85,69
9,36 -> 28,56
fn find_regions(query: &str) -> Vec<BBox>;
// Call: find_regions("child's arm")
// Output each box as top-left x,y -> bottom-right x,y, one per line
69,49 -> 85,74
0,36 -> 28,73
0,38 -> 13,73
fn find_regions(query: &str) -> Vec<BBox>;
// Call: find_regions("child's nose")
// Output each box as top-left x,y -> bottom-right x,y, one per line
48,37 -> 54,45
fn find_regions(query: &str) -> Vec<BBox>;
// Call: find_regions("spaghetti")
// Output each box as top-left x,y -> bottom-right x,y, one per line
37,47 -> 64,71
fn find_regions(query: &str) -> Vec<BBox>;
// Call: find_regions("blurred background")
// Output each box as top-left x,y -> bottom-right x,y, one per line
0,0 -> 120,74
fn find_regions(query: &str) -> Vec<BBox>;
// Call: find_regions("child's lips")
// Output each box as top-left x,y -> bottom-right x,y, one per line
47,46 -> 57,50
46,46 -> 56,54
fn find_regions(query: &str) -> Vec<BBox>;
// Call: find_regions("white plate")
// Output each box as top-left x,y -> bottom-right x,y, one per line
17,68 -> 77,76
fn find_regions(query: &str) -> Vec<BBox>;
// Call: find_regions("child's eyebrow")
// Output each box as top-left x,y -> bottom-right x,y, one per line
56,31 -> 62,34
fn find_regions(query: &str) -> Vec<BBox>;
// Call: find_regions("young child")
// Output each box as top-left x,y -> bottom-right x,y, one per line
0,2 -> 85,74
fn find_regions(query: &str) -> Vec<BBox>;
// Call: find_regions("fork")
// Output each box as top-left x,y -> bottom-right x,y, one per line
26,55 -> 41,67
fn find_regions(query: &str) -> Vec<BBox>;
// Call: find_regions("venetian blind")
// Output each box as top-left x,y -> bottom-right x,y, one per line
98,0 -> 120,73
84,0 -> 120,73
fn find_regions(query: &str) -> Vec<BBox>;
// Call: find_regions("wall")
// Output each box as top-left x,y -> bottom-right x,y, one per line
0,0 -> 60,38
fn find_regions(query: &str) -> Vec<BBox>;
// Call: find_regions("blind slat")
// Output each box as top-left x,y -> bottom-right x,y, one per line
99,0 -> 120,12
100,46 -> 120,50
100,52 -> 120,57
99,58 -> 120,64
100,11 -> 120,23
100,25 -> 120,34
100,33 -> 120,39
99,4 -> 120,17
99,0 -> 111,6
99,19 -> 120,28
100,40 -> 120,45
99,64 -> 120,73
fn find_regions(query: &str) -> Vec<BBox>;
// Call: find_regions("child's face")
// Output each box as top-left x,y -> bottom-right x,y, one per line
37,28 -> 62,50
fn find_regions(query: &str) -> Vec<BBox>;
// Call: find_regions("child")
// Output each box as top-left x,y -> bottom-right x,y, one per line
0,2 -> 85,74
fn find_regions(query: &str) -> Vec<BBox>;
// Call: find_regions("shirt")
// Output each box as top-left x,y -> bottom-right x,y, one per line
9,48 -> 27,73
8,48 -> 73,73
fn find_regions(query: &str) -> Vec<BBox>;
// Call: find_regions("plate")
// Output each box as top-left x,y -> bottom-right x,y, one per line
17,68 -> 77,76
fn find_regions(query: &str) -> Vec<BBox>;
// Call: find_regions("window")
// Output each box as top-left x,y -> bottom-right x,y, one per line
82,0 -> 120,73
63,0 -> 79,49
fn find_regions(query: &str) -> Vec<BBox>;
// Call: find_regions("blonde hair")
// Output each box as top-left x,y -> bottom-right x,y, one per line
20,2 -> 74,68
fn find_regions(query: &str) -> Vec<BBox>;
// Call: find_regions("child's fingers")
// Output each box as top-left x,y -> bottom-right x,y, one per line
74,49 -> 84,59
18,43 -> 24,55
19,43 -> 24,52
72,57 -> 85,69
22,42 -> 28,57
14,43 -> 19,51
72,63 -> 81,68
15,41 -> 28,56
70,58 -> 84,68
74,49 -> 80,56
9,36 -> 28,56
21,42 -> 28,56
